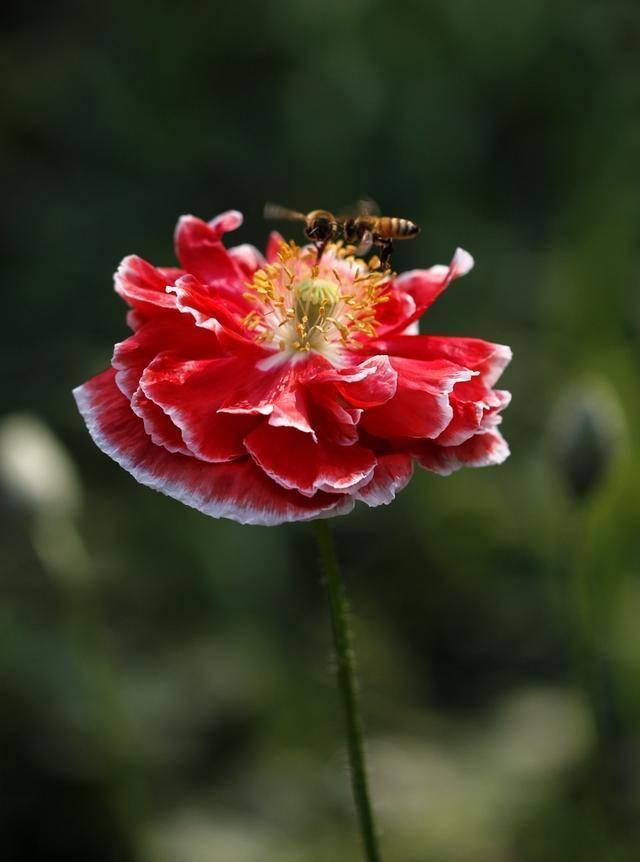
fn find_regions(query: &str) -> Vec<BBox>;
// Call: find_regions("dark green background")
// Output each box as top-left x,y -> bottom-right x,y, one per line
2,1 -> 640,860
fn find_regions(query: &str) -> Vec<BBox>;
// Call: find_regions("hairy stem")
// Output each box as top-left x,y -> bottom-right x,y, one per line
313,519 -> 382,862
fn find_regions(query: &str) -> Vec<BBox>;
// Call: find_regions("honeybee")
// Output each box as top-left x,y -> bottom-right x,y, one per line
263,203 -> 339,261
341,199 -> 420,269
264,200 -> 420,269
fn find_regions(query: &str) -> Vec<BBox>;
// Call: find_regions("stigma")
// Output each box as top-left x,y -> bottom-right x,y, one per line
243,241 -> 391,360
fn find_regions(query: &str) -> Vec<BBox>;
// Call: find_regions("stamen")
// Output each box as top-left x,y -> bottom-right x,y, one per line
243,241 -> 392,356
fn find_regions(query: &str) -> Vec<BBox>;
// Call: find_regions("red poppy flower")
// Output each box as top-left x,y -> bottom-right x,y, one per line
74,211 -> 511,525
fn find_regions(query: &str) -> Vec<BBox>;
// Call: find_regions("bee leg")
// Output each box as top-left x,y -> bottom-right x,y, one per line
315,240 -> 328,263
379,239 -> 393,270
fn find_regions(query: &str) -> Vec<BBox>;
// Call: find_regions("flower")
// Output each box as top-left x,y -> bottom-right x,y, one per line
74,210 -> 511,526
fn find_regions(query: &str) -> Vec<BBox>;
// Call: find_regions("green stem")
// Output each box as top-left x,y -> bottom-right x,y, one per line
567,508 -> 630,820
313,519 -> 382,862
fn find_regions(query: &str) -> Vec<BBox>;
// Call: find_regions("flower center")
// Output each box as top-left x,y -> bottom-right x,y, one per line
243,241 -> 391,360
294,277 -> 340,334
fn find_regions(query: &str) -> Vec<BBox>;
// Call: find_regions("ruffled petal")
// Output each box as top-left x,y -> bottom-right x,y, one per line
414,429 -> 510,476
209,210 -> 244,238
130,387 -> 192,456
174,213 -> 244,283
157,266 -> 186,282
374,287 -> 416,336
140,351 -> 318,462
139,354 -> 270,462
362,358 -> 476,440
308,385 -> 362,446
371,334 -> 512,388
308,356 -> 398,408
114,255 -> 178,318
73,369 -> 354,526
437,387 -> 511,446
217,358 -> 301,415
266,231 -> 286,262
382,248 -> 474,334
112,314 -> 220,399
244,423 -> 376,497
228,243 -> 266,278
167,274 -> 248,335
354,453 -> 414,507
216,326 -> 275,360
267,383 -> 316,438
365,334 -> 512,446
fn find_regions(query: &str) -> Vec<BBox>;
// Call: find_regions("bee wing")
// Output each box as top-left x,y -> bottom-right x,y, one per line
336,197 -> 380,221
355,229 -> 374,256
264,203 -> 306,222
356,197 -> 380,217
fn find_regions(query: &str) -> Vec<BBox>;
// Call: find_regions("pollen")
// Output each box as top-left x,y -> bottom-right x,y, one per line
243,241 -> 392,359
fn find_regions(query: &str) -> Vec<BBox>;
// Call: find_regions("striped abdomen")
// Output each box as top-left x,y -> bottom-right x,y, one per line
373,217 -> 420,240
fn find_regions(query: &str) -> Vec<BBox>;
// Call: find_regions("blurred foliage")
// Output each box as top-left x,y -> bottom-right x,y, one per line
2,0 -> 640,859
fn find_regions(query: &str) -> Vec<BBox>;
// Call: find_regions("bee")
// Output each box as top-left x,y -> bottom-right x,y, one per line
263,203 -> 339,261
264,200 -> 420,270
341,200 -> 420,270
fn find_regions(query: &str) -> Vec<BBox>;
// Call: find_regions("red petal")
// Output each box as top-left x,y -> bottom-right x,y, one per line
308,356 -> 398,408
228,243 -> 266,278
245,424 -> 376,497
374,288 -> 416,336
174,214 -> 244,282
437,387 -> 511,446
365,334 -> 512,446
168,274 -> 248,335
382,248 -> 474,335
362,358 -> 475,440
267,383 -> 316,438
112,314 -> 220,399
158,266 -> 186,282
370,334 -> 512,388
308,385 -> 362,446
140,352 -> 312,462
216,357 -> 303,416
355,453 -> 414,506
114,255 -> 177,317
209,210 -> 244,238
130,387 -> 192,456
266,231 -> 286,262
414,430 -> 510,476
73,369 -> 354,525
139,354 -> 266,462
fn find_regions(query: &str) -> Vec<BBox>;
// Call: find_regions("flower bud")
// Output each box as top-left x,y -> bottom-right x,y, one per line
0,413 -> 82,518
548,379 -> 625,501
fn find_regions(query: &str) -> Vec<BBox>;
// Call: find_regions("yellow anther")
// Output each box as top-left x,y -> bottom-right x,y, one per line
243,240 -> 388,354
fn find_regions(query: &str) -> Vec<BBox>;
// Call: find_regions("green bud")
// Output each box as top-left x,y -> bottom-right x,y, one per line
549,378 -> 625,501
